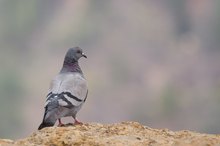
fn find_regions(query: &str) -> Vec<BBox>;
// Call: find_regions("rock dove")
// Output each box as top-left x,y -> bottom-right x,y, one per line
38,47 -> 88,130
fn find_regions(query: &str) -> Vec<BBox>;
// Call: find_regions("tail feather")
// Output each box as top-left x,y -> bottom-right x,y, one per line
38,121 -> 54,130
38,101 -> 59,130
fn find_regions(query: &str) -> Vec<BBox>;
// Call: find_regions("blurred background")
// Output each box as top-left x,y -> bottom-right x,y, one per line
0,0 -> 220,139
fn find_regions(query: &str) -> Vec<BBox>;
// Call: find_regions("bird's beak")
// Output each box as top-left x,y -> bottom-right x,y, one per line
82,52 -> 87,58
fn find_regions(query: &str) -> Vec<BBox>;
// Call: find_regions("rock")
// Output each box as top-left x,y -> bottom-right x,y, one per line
0,139 -> 13,145
1,122 -> 220,146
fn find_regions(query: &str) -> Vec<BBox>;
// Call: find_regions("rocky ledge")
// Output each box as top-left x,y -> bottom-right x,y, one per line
1,122 -> 220,146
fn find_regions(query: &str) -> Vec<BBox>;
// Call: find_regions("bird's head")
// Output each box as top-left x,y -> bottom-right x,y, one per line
65,47 -> 87,63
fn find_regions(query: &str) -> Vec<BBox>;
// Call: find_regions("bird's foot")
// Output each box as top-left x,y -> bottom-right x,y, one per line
58,123 -> 65,127
58,119 -> 65,127
74,119 -> 83,125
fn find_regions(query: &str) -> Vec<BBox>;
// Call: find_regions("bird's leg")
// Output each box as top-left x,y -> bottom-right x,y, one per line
58,118 -> 64,127
72,116 -> 82,125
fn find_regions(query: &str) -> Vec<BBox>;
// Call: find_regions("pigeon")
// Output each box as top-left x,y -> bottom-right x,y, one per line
38,47 -> 88,130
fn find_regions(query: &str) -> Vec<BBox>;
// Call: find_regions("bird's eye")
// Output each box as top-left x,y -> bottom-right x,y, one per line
76,50 -> 81,54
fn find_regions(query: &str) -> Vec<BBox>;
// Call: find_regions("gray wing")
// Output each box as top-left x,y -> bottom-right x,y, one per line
46,72 -> 88,108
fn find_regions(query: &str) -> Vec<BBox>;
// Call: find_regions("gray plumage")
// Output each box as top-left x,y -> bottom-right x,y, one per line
38,47 -> 88,130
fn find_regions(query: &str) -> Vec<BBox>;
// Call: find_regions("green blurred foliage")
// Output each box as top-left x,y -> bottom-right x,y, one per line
160,86 -> 179,117
0,70 -> 24,138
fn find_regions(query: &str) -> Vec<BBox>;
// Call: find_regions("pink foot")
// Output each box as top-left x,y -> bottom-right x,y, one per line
58,119 -> 64,127
73,117 -> 83,125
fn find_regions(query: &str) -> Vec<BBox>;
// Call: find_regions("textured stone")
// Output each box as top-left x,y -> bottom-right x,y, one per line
1,122 -> 220,146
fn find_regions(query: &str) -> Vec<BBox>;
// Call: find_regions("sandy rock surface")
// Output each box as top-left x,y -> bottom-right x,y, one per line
1,122 -> 220,146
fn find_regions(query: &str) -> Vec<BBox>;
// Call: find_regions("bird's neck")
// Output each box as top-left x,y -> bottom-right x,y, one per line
61,61 -> 82,73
